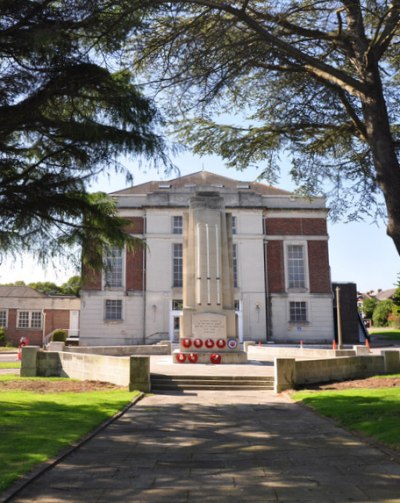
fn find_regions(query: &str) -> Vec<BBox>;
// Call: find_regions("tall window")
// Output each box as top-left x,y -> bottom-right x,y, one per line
289,301 -> 307,322
231,216 -> 237,234
287,244 -> 306,289
105,247 -> 123,287
172,215 -> 183,234
105,300 -> 122,320
173,243 -> 183,287
17,311 -> 42,329
0,310 -> 7,327
233,244 -> 238,288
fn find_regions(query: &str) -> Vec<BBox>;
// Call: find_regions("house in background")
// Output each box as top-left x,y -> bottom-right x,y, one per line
80,170 -> 335,345
0,286 -> 80,346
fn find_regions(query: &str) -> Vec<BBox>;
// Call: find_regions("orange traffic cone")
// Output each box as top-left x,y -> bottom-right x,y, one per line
332,339 -> 337,350
365,338 -> 372,353
300,340 -> 303,349
17,346 -> 22,360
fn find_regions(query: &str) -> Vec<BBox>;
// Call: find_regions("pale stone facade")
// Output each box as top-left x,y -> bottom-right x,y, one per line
80,171 -> 334,345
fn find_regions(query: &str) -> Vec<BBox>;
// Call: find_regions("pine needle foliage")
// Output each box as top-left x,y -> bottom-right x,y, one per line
130,1 -> 400,253
0,0 -> 168,266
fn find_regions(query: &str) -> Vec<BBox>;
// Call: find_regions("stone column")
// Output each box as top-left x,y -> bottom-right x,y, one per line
129,356 -> 150,392
20,346 -> 39,377
181,192 -> 236,339
175,191 -> 246,364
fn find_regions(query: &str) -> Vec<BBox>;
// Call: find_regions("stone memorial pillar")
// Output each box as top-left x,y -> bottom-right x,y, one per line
173,192 -> 247,364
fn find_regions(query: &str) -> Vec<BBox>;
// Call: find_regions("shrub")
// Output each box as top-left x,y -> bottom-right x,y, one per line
372,300 -> 394,327
51,329 -> 67,342
388,312 -> 400,329
0,327 -> 5,346
362,297 -> 378,318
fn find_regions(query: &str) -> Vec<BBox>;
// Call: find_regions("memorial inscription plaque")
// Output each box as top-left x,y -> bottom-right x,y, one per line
192,313 -> 226,340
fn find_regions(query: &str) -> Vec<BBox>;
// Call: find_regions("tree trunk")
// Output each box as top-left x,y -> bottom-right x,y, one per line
362,66 -> 400,256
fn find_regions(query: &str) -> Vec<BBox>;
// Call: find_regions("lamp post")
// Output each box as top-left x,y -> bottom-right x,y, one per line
336,286 -> 343,350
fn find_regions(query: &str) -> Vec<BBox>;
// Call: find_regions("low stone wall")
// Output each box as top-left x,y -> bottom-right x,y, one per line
275,349 -> 400,393
246,343 -> 355,359
21,346 -> 150,392
63,342 -> 171,356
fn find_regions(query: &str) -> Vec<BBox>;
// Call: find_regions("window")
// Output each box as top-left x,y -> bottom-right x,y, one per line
17,311 -> 42,329
231,216 -> 237,235
289,301 -> 307,323
0,310 -> 7,327
105,247 -> 123,287
173,243 -> 183,287
172,215 -> 183,234
105,300 -> 122,321
233,244 -> 238,288
287,244 -> 306,289
31,312 -> 42,328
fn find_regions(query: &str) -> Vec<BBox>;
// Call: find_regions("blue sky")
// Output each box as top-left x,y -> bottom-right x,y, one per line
0,150 -> 398,292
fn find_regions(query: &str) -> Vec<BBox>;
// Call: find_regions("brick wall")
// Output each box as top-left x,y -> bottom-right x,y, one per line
4,309 -> 71,346
308,241 -> 331,293
81,264 -> 102,290
126,247 -> 145,291
124,216 -> 144,234
265,218 -> 327,236
266,241 -> 285,293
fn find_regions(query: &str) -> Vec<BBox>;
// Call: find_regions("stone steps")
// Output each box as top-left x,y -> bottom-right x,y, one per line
151,374 -> 274,391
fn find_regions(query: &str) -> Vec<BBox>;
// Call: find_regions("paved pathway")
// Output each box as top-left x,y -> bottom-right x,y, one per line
7,389 -> 400,502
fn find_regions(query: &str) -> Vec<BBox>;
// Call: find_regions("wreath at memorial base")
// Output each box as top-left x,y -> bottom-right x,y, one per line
188,353 -> 198,363
210,353 -> 221,364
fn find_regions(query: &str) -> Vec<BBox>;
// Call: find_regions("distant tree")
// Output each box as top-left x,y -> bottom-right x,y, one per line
60,276 -> 81,297
2,276 -> 80,296
132,1 -> 400,254
1,281 -> 26,287
0,1 -> 168,266
392,273 -> 400,312
28,281 -> 62,296
372,299 -> 394,327
362,297 -> 378,319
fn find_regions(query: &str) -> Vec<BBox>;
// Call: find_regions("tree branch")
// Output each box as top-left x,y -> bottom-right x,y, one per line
167,0 -> 367,98
373,1 -> 400,59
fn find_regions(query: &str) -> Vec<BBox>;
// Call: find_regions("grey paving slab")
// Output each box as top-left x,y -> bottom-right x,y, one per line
6,390 -> 400,503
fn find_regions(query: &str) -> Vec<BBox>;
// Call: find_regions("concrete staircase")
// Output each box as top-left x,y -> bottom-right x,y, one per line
151,374 -> 274,391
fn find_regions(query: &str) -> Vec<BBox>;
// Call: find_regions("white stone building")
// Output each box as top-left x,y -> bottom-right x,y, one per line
80,171 -> 334,345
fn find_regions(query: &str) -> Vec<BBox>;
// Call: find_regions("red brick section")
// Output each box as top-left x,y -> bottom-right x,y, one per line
266,241 -> 285,293
308,241 -> 331,293
124,216 -> 144,234
81,263 -> 102,290
126,246 -> 145,291
265,218 -> 327,236
5,309 -> 71,346
126,217 -> 145,291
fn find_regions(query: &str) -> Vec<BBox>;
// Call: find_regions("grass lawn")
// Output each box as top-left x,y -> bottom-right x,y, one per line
369,328 -> 400,340
0,362 -> 20,369
293,385 -> 400,451
0,376 -> 139,492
